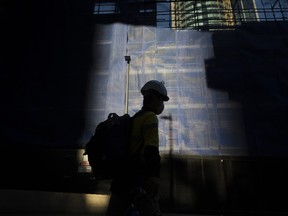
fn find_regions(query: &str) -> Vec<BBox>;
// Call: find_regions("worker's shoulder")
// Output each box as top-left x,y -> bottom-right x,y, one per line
137,110 -> 157,120
133,110 -> 157,124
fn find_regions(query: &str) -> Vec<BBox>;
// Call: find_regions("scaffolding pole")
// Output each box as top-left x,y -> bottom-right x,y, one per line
125,56 -> 131,114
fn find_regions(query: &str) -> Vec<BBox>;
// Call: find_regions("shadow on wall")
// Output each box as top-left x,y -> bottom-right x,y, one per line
0,0 -> 98,193
0,0 -> 158,192
205,22 -> 288,156
1,0 -> 95,149
1,0 -> 158,149
160,156 -> 288,214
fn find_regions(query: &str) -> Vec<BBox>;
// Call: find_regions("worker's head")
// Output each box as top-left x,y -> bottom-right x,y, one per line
141,80 -> 169,115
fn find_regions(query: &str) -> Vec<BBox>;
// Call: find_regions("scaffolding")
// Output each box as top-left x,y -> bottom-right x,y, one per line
93,0 -> 288,30
87,1 -> 288,156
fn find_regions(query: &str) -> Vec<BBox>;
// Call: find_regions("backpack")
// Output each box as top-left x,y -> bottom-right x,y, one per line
83,113 -> 133,180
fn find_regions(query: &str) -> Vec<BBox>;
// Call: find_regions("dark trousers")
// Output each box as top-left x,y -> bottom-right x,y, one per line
106,187 -> 161,216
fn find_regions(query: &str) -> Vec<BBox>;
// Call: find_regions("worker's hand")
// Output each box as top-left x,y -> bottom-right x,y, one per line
143,177 -> 160,197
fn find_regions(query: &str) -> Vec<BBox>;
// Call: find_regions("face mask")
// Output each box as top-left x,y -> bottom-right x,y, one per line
155,102 -> 164,115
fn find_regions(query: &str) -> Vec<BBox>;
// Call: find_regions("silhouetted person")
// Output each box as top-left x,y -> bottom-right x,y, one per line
106,80 -> 169,216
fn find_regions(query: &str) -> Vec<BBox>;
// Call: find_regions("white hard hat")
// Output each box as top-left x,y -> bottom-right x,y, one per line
141,80 -> 169,101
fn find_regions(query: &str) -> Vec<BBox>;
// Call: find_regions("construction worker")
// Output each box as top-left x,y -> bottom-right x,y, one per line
106,80 -> 169,216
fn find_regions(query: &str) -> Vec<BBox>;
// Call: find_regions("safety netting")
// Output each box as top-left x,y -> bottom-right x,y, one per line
83,23 -> 247,156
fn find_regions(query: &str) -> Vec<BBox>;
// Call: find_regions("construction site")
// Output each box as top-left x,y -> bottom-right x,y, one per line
1,0 -> 288,215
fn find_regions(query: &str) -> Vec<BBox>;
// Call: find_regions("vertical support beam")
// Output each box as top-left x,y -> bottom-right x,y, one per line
124,56 -> 131,114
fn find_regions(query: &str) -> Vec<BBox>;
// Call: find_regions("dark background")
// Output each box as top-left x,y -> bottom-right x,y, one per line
1,0 -> 95,149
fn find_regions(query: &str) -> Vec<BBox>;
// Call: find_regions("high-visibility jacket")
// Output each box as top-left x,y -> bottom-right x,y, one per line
110,109 -> 161,193
129,110 -> 161,178
129,111 -> 159,155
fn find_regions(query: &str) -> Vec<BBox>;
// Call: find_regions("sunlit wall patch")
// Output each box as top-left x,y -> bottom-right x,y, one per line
83,23 -> 248,156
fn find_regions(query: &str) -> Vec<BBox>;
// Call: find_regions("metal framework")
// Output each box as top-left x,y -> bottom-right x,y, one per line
93,0 -> 288,30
